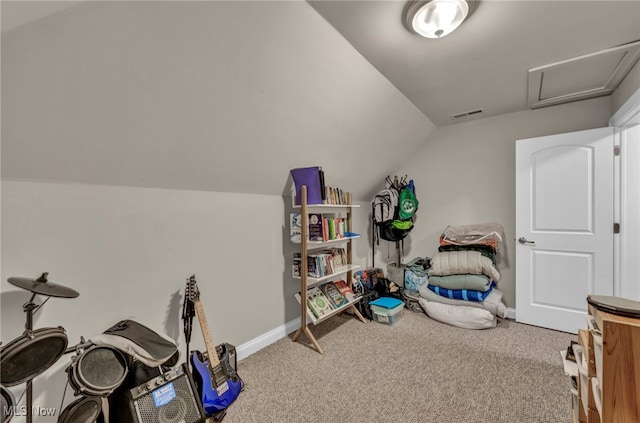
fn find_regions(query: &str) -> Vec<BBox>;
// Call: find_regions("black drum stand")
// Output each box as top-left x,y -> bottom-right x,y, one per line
1,273 -> 79,423
24,298 -> 36,423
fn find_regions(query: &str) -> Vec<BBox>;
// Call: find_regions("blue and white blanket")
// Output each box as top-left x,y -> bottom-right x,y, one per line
427,281 -> 496,302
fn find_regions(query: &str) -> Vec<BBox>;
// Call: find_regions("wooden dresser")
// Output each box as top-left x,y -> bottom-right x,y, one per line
575,303 -> 640,423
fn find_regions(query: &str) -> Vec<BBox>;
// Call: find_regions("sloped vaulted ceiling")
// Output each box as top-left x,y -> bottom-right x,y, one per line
1,1 -> 434,201
308,1 -> 640,125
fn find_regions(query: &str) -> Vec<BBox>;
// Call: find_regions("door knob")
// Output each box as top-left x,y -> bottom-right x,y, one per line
518,237 -> 535,245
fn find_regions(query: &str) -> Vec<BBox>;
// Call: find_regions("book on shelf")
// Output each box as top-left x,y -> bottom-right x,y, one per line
319,169 -> 326,202
328,218 -> 336,240
302,248 -> 346,278
306,287 -> 334,318
322,217 -> 344,240
321,185 -> 351,205
307,255 -> 321,278
320,247 -> 347,267
308,213 -> 323,241
319,249 -> 338,269
335,217 -> 344,239
322,216 -> 329,241
293,212 -> 352,243
290,166 -> 324,205
333,279 -> 355,301
293,253 -> 302,277
315,254 -> 333,277
336,217 -> 344,238
320,282 -> 348,308
320,253 -> 336,277
290,213 -> 302,243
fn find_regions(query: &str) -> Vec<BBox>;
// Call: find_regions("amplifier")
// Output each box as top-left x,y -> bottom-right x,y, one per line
123,363 -> 205,423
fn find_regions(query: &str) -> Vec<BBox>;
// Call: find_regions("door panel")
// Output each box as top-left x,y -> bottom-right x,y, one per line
516,127 -> 613,333
532,145 -> 593,231
531,249 -> 591,311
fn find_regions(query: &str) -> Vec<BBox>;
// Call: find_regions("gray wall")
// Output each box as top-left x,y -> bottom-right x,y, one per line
0,180 -> 375,420
0,1 -> 635,418
0,1 -> 429,418
386,96 -> 612,308
1,1 -> 434,200
0,182 -> 273,416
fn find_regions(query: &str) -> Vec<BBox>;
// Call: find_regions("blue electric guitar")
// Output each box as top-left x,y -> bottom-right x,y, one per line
186,276 -> 242,415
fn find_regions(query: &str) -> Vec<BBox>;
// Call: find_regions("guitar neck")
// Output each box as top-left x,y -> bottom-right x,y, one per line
194,298 -> 221,367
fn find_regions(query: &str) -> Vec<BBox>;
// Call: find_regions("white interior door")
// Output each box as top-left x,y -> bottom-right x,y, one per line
515,127 -> 614,333
619,123 -> 640,301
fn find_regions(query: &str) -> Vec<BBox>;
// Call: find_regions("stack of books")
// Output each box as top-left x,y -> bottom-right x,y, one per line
292,248 -> 347,278
305,280 -> 355,318
290,166 -> 350,205
291,213 -> 352,243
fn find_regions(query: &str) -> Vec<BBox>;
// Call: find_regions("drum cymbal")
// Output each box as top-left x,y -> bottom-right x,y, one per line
7,272 -> 79,298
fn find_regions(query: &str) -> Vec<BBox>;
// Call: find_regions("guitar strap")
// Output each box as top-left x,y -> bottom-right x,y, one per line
183,295 -> 195,371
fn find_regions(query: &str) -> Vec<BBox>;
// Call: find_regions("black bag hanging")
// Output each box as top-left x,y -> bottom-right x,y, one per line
372,176 -> 418,245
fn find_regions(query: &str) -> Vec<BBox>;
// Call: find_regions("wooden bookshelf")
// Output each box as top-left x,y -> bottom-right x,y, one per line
290,185 -> 367,354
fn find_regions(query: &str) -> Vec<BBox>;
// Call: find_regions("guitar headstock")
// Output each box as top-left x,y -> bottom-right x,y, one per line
185,274 -> 200,302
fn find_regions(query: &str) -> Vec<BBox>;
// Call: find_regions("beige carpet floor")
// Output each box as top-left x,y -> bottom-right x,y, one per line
222,310 -> 576,423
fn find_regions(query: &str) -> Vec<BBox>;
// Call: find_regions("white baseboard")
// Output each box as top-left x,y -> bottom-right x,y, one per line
236,317 -> 300,360
506,307 -> 516,320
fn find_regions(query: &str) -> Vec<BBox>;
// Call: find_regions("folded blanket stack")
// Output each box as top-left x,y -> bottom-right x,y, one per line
418,223 -> 507,329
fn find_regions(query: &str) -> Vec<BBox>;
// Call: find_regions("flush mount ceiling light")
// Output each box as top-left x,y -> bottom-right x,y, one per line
404,0 -> 477,39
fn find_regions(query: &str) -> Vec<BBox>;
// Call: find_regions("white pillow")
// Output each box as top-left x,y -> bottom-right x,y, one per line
418,299 -> 497,330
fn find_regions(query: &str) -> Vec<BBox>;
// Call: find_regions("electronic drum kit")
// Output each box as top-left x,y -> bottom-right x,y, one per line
0,273 -> 128,423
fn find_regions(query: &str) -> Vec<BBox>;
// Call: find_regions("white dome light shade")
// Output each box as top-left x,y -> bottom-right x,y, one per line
411,0 -> 469,38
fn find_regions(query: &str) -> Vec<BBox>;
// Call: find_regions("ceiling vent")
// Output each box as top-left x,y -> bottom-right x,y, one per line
451,108 -> 484,120
528,41 -> 640,109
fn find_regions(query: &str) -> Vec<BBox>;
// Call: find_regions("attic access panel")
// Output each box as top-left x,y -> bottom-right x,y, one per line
528,41 -> 640,109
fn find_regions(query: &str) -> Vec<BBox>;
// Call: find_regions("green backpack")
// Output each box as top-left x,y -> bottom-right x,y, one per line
373,179 -> 419,243
398,183 -> 419,220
